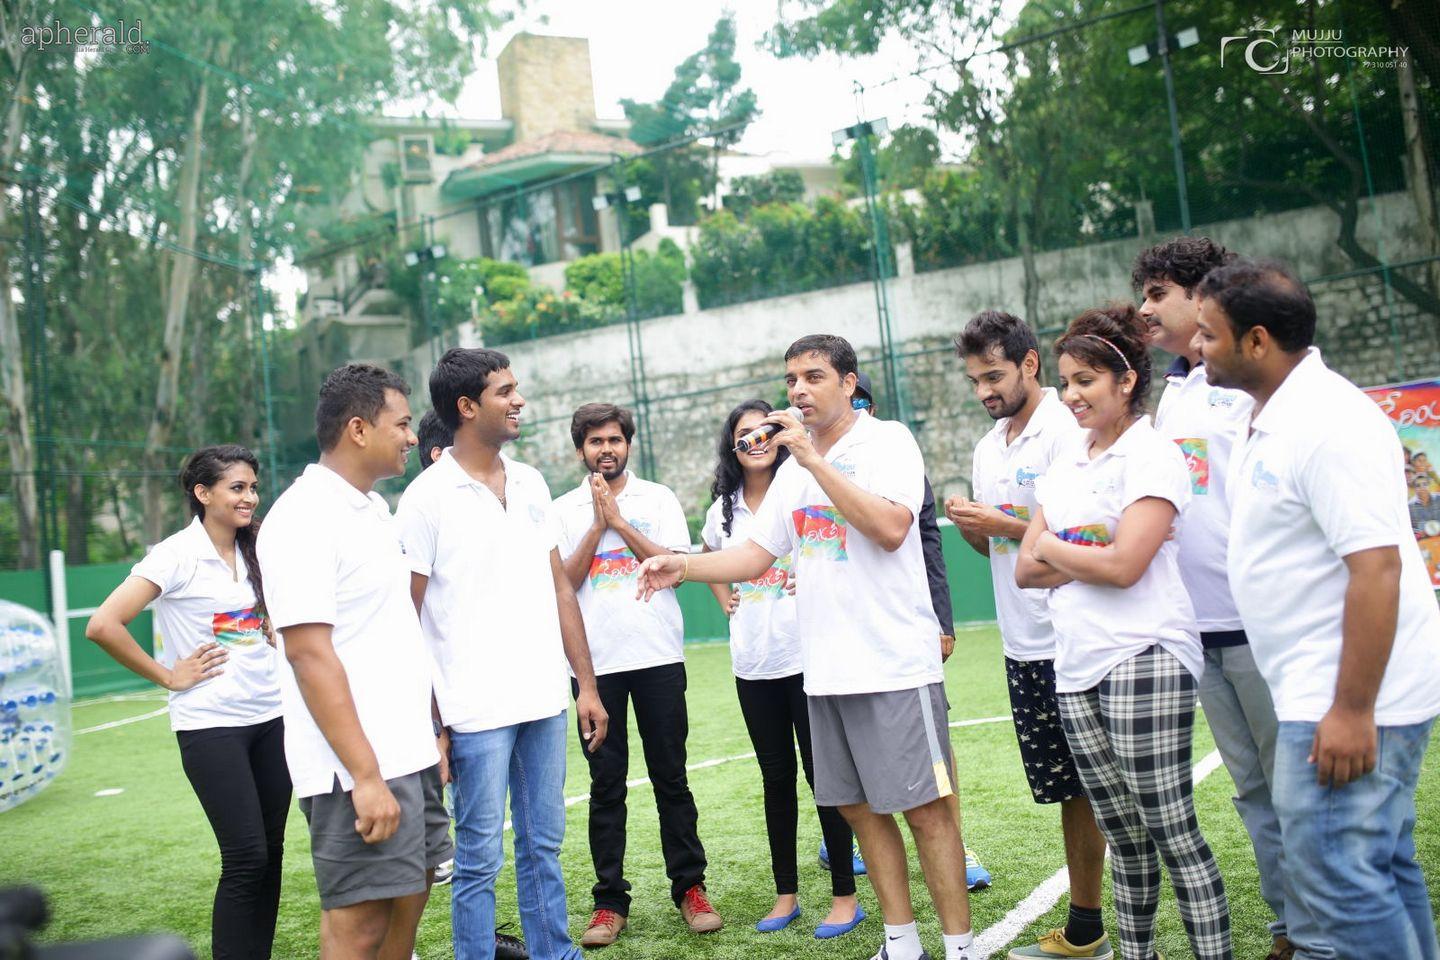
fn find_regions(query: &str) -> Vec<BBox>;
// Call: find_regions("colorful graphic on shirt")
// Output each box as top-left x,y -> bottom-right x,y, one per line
1014,467 -> 1040,488
990,503 -> 1031,555
738,553 -> 793,603
792,506 -> 848,561
589,548 -> 640,592
1175,437 -> 1210,494
1365,377 -> 1440,586
1056,523 -> 1112,547
212,607 -> 265,647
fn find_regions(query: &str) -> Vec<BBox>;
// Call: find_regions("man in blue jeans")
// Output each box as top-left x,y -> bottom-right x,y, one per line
1198,258 -> 1440,960
399,347 -> 609,960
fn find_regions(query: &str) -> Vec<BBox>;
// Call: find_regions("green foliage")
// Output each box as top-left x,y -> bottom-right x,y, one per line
620,14 -> 761,226
888,168 -> 1015,272
564,240 -> 688,320
837,125 -> 941,196
689,197 -> 873,309
723,170 -> 807,219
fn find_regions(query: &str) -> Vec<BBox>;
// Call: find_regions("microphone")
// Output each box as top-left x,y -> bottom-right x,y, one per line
734,407 -> 804,453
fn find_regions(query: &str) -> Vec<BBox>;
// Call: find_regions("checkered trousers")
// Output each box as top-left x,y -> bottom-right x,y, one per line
1058,645 -> 1232,960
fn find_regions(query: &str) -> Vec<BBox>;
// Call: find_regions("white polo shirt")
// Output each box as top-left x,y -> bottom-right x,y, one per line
1155,359 -> 1253,635
257,463 -> 438,799
970,388 -> 1079,661
553,471 -> 690,677
397,450 -> 570,733
1035,417 -> 1202,693
701,493 -> 801,681
131,517 -> 282,732
748,411 -> 943,697
1228,349 -> 1440,726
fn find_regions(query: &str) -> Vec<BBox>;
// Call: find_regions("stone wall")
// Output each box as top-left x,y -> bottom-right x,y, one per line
411,191 -> 1440,522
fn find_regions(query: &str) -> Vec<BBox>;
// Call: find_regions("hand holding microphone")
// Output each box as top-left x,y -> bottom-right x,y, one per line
734,406 -> 805,453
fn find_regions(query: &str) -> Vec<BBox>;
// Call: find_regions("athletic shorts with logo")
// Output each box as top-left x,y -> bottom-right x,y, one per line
809,681 -> 955,814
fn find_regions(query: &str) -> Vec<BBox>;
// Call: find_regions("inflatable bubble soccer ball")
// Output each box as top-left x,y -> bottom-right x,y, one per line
0,600 -> 70,812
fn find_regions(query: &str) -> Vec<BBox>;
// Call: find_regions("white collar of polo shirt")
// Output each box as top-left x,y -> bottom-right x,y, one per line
305,462 -> 385,512
992,387 -> 1062,448
437,447 -> 521,509
1248,347 -> 1323,438
180,514 -> 232,567
1073,414 -> 1152,467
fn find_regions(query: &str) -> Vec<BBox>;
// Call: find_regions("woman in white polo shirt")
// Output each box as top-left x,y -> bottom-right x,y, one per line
1015,306 -> 1231,960
700,400 -> 862,940
86,445 -> 288,960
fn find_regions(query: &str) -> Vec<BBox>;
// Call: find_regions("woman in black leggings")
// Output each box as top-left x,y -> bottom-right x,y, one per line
699,400 -> 863,939
87,445 -> 289,959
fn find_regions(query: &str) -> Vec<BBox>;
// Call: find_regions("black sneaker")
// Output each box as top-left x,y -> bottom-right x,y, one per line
495,923 -> 528,960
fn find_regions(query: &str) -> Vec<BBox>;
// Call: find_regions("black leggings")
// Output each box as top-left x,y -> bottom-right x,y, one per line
735,674 -> 856,897
176,716 -> 291,960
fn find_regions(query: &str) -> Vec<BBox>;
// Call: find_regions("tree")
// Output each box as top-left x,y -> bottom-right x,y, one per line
621,14 -> 760,227
836,124 -> 942,196
1,0 -> 506,563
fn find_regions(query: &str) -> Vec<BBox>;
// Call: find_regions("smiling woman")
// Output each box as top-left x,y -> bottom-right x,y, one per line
82,444 -> 291,960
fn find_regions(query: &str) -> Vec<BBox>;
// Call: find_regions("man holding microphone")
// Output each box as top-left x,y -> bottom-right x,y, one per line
635,334 -> 976,960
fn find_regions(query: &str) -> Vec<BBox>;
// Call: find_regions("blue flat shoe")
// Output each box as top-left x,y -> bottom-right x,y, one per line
755,905 -> 801,932
814,904 -> 865,940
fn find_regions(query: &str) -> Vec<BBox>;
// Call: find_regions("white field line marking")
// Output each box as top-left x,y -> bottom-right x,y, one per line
974,748 -> 1225,959
75,706 -> 169,734
951,715 -> 1010,729
74,691 -> 168,707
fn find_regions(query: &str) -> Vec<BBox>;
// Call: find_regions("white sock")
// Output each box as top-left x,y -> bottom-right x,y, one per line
881,921 -> 923,960
943,930 -> 975,960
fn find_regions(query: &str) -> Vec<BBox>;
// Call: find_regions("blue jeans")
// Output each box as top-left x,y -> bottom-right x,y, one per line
1200,646 -> 1333,957
1272,717 -> 1438,960
450,712 -> 580,960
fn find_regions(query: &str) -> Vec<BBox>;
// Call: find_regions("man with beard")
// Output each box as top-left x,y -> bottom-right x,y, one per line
1135,238 -> 1327,960
552,402 -> 720,948
946,312 -> 1111,960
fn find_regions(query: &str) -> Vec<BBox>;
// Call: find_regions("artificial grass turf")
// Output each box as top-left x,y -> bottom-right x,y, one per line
2,627 -> 1436,958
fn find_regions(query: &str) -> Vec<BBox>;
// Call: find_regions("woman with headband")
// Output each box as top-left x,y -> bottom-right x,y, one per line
1015,305 -> 1231,960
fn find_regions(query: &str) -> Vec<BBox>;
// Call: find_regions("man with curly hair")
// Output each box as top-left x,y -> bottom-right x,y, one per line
1134,238 -> 1329,960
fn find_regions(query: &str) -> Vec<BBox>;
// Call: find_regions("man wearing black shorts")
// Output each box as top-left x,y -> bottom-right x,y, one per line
948,313 -> 1111,960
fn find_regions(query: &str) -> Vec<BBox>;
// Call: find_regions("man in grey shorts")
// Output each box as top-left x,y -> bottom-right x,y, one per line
637,335 -> 976,960
259,363 -> 451,958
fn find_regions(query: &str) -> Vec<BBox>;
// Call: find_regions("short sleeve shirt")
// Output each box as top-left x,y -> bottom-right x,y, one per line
131,517 -> 282,732
1154,360 -> 1254,633
1034,417 -> 1202,694
748,412 -> 943,697
553,472 -> 690,677
397,450 -> 570,733
1228,350 -> 1440,725
257,463 -> 438,799
701,494 -> 801,680
970,388 -> 1079,661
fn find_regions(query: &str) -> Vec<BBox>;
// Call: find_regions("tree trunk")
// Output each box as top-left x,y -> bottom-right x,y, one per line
64,471 -> 87,564
235,94 -> 259,448
1017,201 -> 1041,334
1397,57 -> 1440,299
141,62 -> 215,545
0,55 -> 38,568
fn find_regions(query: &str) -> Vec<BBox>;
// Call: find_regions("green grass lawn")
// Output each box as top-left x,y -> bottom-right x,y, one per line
4,625 -> 1438,958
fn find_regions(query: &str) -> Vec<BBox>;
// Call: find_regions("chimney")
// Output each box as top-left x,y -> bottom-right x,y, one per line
497,34 -> 599,143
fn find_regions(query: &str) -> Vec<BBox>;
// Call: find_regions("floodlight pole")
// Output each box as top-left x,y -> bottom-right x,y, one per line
834,117 -> 909,427
1154,0 -> 1192,233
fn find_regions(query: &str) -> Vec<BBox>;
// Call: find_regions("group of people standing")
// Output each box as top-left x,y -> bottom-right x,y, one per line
83,236 -> 1438,960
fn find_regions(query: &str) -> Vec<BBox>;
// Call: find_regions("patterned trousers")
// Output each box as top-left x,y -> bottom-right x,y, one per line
1058,645 -> 1232,960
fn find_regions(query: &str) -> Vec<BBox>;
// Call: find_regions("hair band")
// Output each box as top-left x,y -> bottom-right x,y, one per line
1083,334 -> 1132,372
